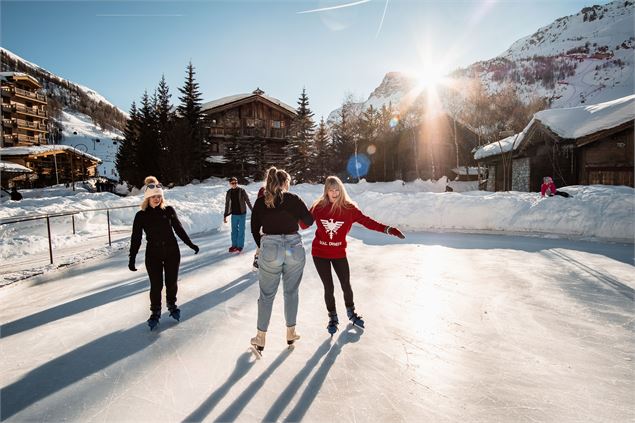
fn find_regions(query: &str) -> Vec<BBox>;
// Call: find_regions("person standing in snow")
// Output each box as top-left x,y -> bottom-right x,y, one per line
307,175 -> 405,335
223,177 -> 253,253
541,176 -> 570,198
128,176 -> 199,330
249,166 -> 314,355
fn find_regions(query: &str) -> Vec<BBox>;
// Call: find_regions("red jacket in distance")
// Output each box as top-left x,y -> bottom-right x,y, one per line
308,203 -> 387,259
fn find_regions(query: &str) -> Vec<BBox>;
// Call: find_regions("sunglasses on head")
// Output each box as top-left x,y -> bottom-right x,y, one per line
145,183 -> 163,190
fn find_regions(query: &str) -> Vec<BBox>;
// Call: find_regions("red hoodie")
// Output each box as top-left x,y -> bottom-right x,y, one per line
309,203 -> 387,259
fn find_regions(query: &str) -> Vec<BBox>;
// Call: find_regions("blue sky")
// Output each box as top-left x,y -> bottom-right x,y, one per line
1,0 -> 611,119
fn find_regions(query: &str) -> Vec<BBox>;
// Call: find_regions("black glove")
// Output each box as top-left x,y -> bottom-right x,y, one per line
128,256 -> 137,271
192,244 -> 199,254
387,226 -> 406,239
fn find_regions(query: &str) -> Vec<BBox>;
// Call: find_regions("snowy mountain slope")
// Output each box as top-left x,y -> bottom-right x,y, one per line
328,0 -> 634,122
58,110 -> 124,180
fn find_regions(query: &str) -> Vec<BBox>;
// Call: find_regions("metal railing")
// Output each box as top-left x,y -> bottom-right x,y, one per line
0,204 -> 138,265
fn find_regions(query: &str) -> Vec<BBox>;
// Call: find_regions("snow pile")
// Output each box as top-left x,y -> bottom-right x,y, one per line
0,179 -> 632,263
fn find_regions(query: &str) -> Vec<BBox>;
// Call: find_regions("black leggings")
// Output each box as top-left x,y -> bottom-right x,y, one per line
312,256 -> 353,314
145,244 -> 181,311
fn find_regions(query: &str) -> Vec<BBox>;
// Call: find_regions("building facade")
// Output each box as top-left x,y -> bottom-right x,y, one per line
1,72 -> 48,147
201,88 -> 296,177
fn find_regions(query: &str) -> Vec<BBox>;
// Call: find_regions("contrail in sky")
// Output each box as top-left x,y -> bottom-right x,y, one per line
297,0 -> 390,37
297,0 -> 372,15
375,0 -> 390,38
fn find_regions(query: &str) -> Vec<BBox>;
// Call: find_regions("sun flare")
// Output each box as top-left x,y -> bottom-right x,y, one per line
414,64 -> 447,91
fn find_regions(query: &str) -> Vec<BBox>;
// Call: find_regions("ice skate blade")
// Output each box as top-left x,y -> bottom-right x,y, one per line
250,345 -> 263,359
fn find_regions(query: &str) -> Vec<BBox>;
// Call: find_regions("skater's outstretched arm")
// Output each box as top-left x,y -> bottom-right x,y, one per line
168,206 -> 199,253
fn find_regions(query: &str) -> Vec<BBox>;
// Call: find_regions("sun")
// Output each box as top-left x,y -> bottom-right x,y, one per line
414,64 -> 448,91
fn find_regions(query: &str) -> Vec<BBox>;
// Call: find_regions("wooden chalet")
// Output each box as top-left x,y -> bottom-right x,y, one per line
0,72 -> 102,188
0,145 -> 102,188
201,88 -> 296,177
475,95 -> 635,192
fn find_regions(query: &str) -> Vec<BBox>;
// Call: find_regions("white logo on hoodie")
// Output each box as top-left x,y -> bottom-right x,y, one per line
320,218 -> 344,240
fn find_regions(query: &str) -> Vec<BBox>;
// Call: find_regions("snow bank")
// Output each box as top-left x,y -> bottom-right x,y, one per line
0,179 -> 632,261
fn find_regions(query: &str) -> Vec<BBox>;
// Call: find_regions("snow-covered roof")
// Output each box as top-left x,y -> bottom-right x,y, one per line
534,94 -> 635,140
473,120 -> 534,160
0,145 -> 102,162
451,167 -> 484,176
201,91 -> 296,115
474,94 -> 635,161
0,160 -> 33,173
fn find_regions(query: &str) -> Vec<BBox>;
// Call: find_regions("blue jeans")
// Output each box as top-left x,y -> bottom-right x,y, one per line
230,213 -> 246,249
257,233 -> 306,332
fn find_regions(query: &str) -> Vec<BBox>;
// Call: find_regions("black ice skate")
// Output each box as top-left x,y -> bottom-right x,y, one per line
346,307 -> 365,329
327,312 -> 339,336
168,304 -> 181,322
147,311 -> 161,330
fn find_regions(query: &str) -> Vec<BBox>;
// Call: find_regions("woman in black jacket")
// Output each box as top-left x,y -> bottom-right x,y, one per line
129,176 -> 199,330
249,167 -> 314,355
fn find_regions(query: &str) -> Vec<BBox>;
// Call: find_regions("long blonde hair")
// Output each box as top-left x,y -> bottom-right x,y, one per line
140,176 -> 166,210
264,166 -> 291,208
312,175 -> 355,214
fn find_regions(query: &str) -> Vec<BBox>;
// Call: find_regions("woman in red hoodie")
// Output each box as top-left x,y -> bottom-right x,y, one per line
308,175 -> 405,334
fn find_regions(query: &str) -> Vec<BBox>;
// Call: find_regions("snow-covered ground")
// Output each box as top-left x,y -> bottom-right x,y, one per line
1,179 -> 632,275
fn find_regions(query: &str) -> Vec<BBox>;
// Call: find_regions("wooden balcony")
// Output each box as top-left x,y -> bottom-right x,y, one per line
2,134 -> 16,146
11,87 -> 47,104
8,103 -> 48,118
15,118 -> 48,132
4,133 -> 45,144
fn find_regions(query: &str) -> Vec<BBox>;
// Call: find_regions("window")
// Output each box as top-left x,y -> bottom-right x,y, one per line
272,120 -> 281,129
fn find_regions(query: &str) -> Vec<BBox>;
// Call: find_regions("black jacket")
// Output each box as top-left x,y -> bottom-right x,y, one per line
224,187 -> 252,217
129,205 -> 195,260
251,192 -> 314,247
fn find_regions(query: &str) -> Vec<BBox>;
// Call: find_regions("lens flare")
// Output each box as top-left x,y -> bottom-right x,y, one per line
366,144 -> 377,155
389,117 -> 399,128
346,154 -> 371,178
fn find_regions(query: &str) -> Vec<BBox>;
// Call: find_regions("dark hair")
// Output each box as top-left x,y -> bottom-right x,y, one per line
229,177 -> 238,183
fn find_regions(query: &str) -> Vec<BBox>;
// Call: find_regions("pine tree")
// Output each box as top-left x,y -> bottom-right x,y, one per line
285,88 -> 316,183
248,138 -> 266,179
312,117 -> 331,182
330,96 -> 358,180
177,62 -> 205,181
223,137 -> 243,177
115,102 -> 142,185
156,75 -> 176,183
136,91 -> 161,184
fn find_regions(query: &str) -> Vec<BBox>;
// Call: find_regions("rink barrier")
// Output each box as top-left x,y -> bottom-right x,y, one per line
0,205 -> 138,265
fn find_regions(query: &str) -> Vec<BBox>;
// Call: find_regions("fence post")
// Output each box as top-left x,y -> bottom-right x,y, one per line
107,210 -> 111,246
72,214 -> 75,235
46,216 -> 53,264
